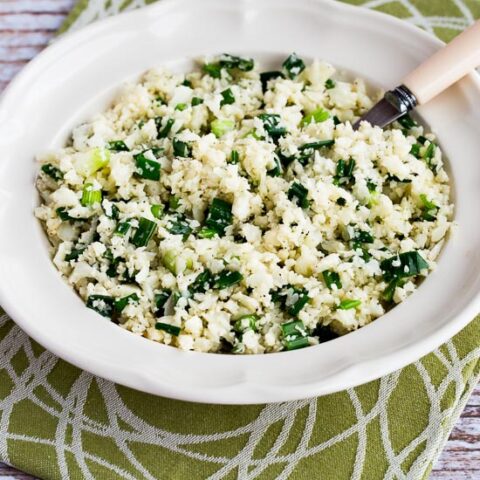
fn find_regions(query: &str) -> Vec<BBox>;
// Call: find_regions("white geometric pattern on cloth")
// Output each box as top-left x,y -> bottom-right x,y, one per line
66,0 -> 477,35
1,311 -> 479,479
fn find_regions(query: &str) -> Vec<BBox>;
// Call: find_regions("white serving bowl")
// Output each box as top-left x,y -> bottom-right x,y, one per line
0,0 -> 479,405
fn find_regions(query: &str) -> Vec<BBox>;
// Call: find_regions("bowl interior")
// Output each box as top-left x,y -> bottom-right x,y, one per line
0,0 -> 479,404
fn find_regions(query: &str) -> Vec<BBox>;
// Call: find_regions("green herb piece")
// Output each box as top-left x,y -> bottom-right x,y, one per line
333,158 -> 356,186
104,203 -> 119,220
352,230 -> 374,248
301,108 -> 330,126
322,270 -> 342,290
134,152 -> 161,181
338,299 -> 361,310
81,183 -> 102,207
167,213 -> 193,240
114,293 -> 139,313
56,207 -> 75,221
282,53 -> 305,79
114,221 -> 131,236
162,250 -> 188,275
65,247 -> 85,262
386,174 -> 412,184
281,320 -> 307,338
333,115 -> 341,126
325,78 -> 336,89
182,78 -> 192,87
336,197 -> 346,206
203,63 -> 223,78
151,204 -> 164,219
234,314 -> 259,333
211,119 -> 235,138
260,71 -> 285,92
287,288 -> 310,316
298,139 -> 335,165
202,198 -> 233,237
197,227 -> 217,239
219,54 -> 254,72
131,217 -> 157,247
86,295 -> 115,318
107,140 -> 129,152
220,88 -> 235,106
76,147 -> 110,177
382,278 -> 401,302
398,114 -> 417,130
258,113 -> 287,140
380,251 -> 429,282
288,182 -> 310,209
172,138 -> 192,157
41,163 -> 63,181
105,251 -> 121,278
154,289 -> 172,317
213,270 -> 243,289
419,194 -> 438,221
267,152 -> 282,177
229,150 -> 240,165
422,141 -> 437,170
189,269 -> 214,294
155,322 -> 181,336
156,118 -> 175,138
417,136 -> 428,145
191,97 -> 204,106
284,336 -> 310,350
410,143 -> 421,158
175,103 -> 187,112
168,195 -> 181,211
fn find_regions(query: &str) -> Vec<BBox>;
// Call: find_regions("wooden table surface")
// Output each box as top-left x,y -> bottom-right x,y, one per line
0,1 -> 479,478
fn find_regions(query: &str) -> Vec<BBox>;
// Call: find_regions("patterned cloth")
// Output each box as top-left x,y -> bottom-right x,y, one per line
1,1 -> 479,479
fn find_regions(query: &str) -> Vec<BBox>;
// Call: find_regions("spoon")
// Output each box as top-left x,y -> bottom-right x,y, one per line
354,20 -> 480,129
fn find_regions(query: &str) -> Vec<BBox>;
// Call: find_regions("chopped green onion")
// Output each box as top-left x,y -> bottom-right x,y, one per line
284,336 -> 310,350
213,270 -> 243,289
65,247 -> 85,262
104,203 -> 119,220
260,71 -> 285,92
56,207 -> 75,221
131,217 -> 157,247
298,140 -> 335,165
156,118 -> 175,138
219,54 -> 254,72
419,194 -> 438,221
258,113 -> 287,139
41,163 -> 63,181
382,278 -> 401,303
322,270 -> 342,290
202,198 -> 233,237
197,227 -> 217,239
191,97 -> 204,106
287,287 -> 310,316
333,158 -> 356,186
175,103 -> 187,111
281,320 -> 307,338
267,153 -> 283,177
182,79 -> 193,87
114,293 -> 139,313
301,108 -> 330,126
229,150 -> 240,164
168,195 -> 181,211
75,147 -> 110,177
203,63 -> 223,78
81,183 -> 102,207
107,140 -> 129,152
167,213 -> 193,240
417,136 -> 428,145
410,143 -> 421,158
325,78 -> 336,89
149,204 -> 163,219
105,251 -> 121,278
162,250 -> 180,274
134,152 -> 161,181
338,299 -> 361,310
114,221 -> 131,236
397,114 -> 417,130
352,230 -> 374,248
336,197 -> 346,206
189,269 -> 214,294
155,322 -> 181,336
86,295 -> 115,318
288,182 -> 310,209
220,88 -> 235,106
154,289 -> 172,317
282,53 -> 305,79
380,251 -> 429,281
211,119 -> 235,138
172,138 -> 192,158
234,314 -> 259,333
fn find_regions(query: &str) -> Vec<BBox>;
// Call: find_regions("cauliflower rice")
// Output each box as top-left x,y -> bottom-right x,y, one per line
35,54 -> 453,354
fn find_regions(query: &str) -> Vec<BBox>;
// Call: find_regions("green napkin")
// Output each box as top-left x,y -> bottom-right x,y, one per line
1,1 -> 480,479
